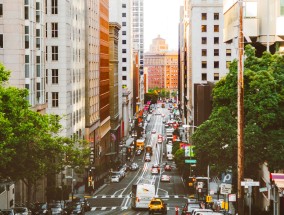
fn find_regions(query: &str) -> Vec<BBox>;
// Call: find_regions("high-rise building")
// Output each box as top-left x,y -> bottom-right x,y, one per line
132,0 -> 144,110
144,36 -> 178,93
109,0 -> 134,139
223,0 -> 284,55
180,0 -> 235,126
99,0 -> 111,166
0,0 -> 46,112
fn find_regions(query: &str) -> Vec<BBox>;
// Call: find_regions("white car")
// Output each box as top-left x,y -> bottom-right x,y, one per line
151,168 -> 159,175
160,175 -> 170,182
111,175 -> 120,183
167,154 -> 174,161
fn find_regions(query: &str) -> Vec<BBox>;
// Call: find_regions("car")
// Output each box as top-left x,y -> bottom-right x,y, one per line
31,203 -> 49,215
151,129 -> 156,134
1,209 -> 15,215
130,163 -> 139,171
164,165 -> 172,171
67,203 -> 85,215
151,168 -> 159,175
13,207 -> 30,215
145,152 -> 151,157
152,164 -> 160,172
160,175 -> 170,182
111,175 -> 120,183
47,203 -> 65,215
148,198 -> 167,214
73,198 -> 91,212
192,209 -> 213,215
167,140 -> 172,145
145,155 -> 151,162
167,154 -> 174,161
181,202 -> 201,215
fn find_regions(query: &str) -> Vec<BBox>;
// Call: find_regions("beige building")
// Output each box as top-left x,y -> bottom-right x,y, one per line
144,36 -> 178,93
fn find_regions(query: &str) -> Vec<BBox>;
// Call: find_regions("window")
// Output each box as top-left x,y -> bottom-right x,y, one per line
214,25 -> 219,32
51,23 -> 58,37
25,55 -> 29,78
0,34 -> 3,48
52,92 -> 59,107
226,49 -> 232,56
45,69 -> 48,84
226,61 -> 231,69
214,73 -> 219,80
122,31 -> 126,35
122,67 -> 127,71
201,37 -> 207,44
122,22 -> 126,26
122,3 -> 126,8
214,49 -> 219,56
52,69 -> 58,84
46,92 -> 48,104
122,49 -> 127,53
201,25 -> 207,32
202,61 -> 207,68
52,46 -> 58,61
25,7 -> 29,19
201,13 -> 207,20
202,73 -> 207,81
201,49 -> 207,56
214,37 -> 219,44
122,58 -> 127,62
214,61 -> 219,68
46,46 -> 48,61
122,76 -> 127,80
122,13 -> 126,17
36,56 -> 41,77
281,0 -> 284,15
51,0 -> 58,14
0,4 -> 3,17
122,40 -> 126,44
214,13 -> 219,20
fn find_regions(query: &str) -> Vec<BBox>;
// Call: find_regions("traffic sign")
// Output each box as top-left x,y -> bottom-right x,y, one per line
185,159 -> 197,164
220,183 -> 232,194
221,172 -> 232,184
241,181 -> 259,187
259,187 -> 268,192
229,194 -> 236,202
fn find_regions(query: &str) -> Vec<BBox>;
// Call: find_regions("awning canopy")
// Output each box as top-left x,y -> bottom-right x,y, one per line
271,173 -> 284,188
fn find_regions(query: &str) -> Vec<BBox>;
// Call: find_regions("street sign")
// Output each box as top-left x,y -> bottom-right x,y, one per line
220,183 -> 232,194
185,159 -> 197,164
241,181 -> 260,187
229,194 -> 236,202
221,172 -> 232,184
259,187 -> 268,192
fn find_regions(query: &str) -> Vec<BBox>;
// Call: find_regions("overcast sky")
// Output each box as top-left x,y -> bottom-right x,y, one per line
144,0 -> 184,52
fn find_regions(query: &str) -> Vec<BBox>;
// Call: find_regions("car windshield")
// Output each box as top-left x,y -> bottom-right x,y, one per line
151,201 -> 161,205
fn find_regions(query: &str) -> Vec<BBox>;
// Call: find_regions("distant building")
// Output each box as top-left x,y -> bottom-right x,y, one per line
0,180 -> 15,209
144,36 -> 178,94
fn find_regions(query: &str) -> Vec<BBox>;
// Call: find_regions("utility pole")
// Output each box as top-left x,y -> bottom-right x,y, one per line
237,1 -> 244,215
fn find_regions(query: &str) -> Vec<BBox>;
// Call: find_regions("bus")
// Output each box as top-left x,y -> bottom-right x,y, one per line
145,145 -> 153,155
131,183 -> 155,209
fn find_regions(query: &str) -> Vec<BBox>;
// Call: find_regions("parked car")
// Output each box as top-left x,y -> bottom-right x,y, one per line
68,203 -> 84,215
181,201 -> 201,215
0,209 -> 15,215
73,198 -> 91,212
47,202 -> 65,215
111,175 -> 120,183
13,207 -> 31,215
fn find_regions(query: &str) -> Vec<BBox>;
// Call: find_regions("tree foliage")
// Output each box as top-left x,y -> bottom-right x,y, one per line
0,63 -> 89,202
192,45 -> 284,179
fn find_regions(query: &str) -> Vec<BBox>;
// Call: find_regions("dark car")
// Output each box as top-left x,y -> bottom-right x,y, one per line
0,209 -> 15,215
47,202 -> 65,215
73,198 -> 91,212
69,203 -> 84,215
31,203 -> 49,215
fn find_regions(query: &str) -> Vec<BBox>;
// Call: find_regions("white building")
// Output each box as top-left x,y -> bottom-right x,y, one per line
45,1 -> 85,138
0,0 -> 46,112
109,0 -> 134,138
132,0 -> 144,109
182,0 -> 236,125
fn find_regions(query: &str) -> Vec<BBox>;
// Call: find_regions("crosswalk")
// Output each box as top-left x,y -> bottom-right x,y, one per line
92,194 -> 186,199
90,206 -> 182,211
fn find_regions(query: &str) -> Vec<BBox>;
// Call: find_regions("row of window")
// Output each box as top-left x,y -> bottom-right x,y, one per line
201,61 -> 231,69
201,25 -> 219,33
201,37 -> 220,44
201,13 -> 219,20
201,49 -> 232,56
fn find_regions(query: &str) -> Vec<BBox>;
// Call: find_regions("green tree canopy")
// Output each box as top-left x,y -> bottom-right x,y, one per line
192,45 -> 284,178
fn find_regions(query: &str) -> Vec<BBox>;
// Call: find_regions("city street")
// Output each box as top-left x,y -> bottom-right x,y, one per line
85,104 -> 187,214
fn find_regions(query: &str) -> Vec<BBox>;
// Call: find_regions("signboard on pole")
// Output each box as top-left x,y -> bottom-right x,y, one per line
221,172 -> 232,184
220,183 -> 232,194
241,181 -> 259,187
229,194 -> 237,202
185,159 -> 197,164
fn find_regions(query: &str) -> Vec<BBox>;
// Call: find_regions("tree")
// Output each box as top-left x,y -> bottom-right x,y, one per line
192,45 -> 284,178
0,63 -> 89,203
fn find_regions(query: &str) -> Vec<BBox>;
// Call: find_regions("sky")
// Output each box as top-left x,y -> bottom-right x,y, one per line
144,0 -> 184,52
